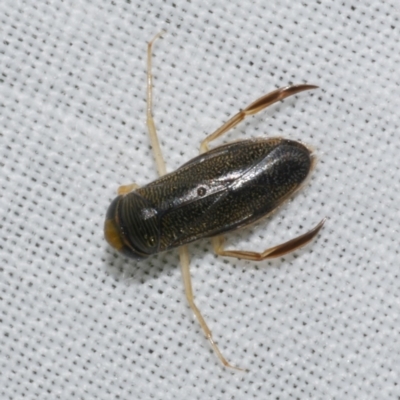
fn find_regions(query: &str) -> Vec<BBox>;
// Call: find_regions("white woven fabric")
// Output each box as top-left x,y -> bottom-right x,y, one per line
1,0 -> 399,399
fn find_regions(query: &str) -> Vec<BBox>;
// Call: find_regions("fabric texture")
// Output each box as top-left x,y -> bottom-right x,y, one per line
1,1 -> 399,399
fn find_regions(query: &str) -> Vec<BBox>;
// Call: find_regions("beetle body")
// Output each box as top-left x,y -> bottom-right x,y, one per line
105,137 -> 313,259
103,34 -> 325,369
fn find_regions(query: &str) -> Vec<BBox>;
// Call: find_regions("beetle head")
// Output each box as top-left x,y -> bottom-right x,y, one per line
104,193 -> 159,260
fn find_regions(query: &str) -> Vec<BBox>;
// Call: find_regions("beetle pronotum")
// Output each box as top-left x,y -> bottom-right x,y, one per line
105,33 -> 325,370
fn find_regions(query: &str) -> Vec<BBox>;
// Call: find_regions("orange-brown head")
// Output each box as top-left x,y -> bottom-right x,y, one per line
104,194 -> 159,259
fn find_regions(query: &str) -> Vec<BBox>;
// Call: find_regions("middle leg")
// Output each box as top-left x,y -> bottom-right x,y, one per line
146,34 -> 241,369
146,32 -> 167,177
179,246 -> 244,370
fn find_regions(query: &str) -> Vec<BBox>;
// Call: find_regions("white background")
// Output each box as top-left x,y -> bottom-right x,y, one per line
1,0 -> 399,399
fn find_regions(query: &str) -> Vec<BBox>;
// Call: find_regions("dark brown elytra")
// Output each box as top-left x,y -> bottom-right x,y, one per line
104,33 -> 325,370
106,138 -> 314,259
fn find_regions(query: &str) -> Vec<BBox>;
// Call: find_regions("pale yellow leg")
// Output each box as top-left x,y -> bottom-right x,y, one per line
200,84 -> 318,153
117,183 -> 139,195
147,32 -> 167,177
213,219 -> 325,261
147,34 -> 240,369
117,33 -> 167,196
179,246 -> 244,371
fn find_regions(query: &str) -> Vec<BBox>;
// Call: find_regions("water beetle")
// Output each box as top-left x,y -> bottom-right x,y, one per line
105,33 -> 325,370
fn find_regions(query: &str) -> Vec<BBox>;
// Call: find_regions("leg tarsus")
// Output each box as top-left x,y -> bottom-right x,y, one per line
213,218 -> 325,261
179,246 -> 245,371
200,84 -> 318,154
244,84 -> 318,115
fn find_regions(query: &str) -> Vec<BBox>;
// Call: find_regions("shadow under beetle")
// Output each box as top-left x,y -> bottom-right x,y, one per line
105,33 -> 325,370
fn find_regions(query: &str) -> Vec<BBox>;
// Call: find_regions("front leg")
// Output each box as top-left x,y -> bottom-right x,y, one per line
117,183 -> 139,195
